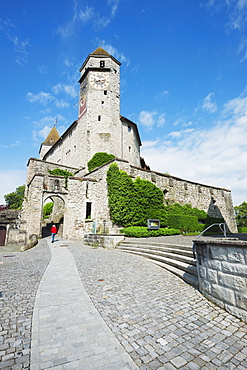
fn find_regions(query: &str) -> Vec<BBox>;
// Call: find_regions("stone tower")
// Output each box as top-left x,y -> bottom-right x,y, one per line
41,47 -> 141,170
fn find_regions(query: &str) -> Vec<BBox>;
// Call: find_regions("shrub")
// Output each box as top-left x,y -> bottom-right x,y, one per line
164,203 -> 207,221
120,226 -> 180,238
238,227 -> 247,233
166,214 -> 201,233
107,164 -> 166,227
88,152 -> 115,172
43,202 -> 53,219
48,169 -> 73,177
204,216 -> 225,232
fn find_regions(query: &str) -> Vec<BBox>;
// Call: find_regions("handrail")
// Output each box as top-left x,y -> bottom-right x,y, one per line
196,223 -> 227,239
192,223 -> 227,259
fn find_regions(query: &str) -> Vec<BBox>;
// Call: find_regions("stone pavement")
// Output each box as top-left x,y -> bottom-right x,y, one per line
30,240 -> 138,370
0,236 -> 247,369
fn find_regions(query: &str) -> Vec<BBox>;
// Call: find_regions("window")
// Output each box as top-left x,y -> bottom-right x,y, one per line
100,60 -> 105,68
98,115 -> 101,121
86,202 -> 92,219
101,101 -> 104,107
104,90 -> 107,95
128,125 -> 131,132
129,146 -> 131,152
54,180 -> 60,191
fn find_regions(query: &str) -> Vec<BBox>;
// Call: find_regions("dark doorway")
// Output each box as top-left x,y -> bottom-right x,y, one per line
0,226 -> 6,246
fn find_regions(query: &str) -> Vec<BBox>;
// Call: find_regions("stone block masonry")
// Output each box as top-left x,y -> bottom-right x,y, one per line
194,238 -> 247,322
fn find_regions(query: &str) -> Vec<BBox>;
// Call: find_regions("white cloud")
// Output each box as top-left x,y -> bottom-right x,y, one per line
56,0 -> 120,37
198,92 -> 218,113
139,110 -> 165,130
0,170 -> 26,204
139,110 -> 157,129
0,141 -> 21,149
100,41 -> 130,66
141,90 -> 247,205
52,83 -> 77,98
27,92 -> 54,105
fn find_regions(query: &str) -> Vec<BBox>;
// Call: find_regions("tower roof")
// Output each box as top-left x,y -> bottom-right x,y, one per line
42,126 -> 60,146
90,47 -> 111,56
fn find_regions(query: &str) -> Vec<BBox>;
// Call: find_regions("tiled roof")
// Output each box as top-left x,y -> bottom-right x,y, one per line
42,126 -> 60,146
90,47 -> 110,56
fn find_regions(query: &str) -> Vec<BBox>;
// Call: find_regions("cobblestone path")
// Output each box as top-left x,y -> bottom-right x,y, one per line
1,239 -> 247,369
0,240 -> 50,369
70,243 -> 247,370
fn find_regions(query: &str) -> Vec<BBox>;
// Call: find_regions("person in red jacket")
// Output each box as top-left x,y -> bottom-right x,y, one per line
50,224 -> 57,243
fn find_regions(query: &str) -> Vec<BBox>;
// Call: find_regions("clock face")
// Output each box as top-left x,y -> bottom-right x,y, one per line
89,72 -> 110,89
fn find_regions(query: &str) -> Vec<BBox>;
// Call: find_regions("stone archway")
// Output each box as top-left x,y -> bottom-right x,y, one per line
42,195 -> 65,238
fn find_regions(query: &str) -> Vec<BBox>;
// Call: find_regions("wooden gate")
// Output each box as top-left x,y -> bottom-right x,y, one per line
0,226 -> 6,246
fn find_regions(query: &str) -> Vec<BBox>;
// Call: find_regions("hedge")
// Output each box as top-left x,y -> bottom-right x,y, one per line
120,226 -> 180,238
238,227 -> 247,233
166,214 -> 202,233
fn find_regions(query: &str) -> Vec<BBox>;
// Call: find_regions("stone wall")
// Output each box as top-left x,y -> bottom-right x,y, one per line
194,238 -> 247,322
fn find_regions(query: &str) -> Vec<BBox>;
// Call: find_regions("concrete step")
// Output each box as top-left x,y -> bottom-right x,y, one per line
120,240 -> 193,252
119,243 -> 193,258
118,249 -> 198,277
117,239 -> 198,287
118,246 -> 196,266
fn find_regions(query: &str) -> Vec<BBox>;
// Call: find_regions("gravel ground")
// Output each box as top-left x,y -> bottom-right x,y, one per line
0,240 -> 51,369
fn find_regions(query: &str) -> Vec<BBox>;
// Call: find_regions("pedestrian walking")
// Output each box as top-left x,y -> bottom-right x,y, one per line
50,224 -> 57,243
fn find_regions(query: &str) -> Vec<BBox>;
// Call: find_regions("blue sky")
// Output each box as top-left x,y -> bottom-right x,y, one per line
0,0 -> 247,206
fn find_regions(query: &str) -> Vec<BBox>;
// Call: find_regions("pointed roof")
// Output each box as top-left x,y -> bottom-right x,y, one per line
42,126 -> 60,146
90,47 -> 111,56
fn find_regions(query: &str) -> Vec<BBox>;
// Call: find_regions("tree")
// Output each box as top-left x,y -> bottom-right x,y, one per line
234,201 -> 247,227
4,185 -> 25,210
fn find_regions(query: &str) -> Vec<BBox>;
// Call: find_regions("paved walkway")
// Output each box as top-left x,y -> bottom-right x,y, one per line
1,236 -> 247,369
31,240 -> 138,370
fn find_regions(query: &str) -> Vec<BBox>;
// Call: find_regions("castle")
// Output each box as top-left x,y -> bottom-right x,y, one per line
19,47 -> 237,242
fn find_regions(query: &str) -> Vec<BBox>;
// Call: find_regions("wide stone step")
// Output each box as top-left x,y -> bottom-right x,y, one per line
118,249 -> 198,277
120,240 -> 193,252
151,260 -> 199,287
119,243 -> 193,258
118,246 -> 195,266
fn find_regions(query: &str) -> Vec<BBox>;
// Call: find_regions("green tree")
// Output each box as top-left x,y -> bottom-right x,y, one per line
88,152 -> 115,172
234,201 -> 247,227
43,202 -> 54,219
4,185 -> 25,209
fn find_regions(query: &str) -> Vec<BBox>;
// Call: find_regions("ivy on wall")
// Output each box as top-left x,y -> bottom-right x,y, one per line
88,152 -> 115,172
107,163 -> 165,227
106,163 -> 217,233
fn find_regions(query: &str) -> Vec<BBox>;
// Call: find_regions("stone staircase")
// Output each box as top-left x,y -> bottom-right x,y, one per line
116,239 -> 198,287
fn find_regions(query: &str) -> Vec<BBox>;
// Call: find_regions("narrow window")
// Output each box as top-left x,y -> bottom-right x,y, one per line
129,146 -> 131,152
128,125 -> 131,132
101,101 -> 104,107
100,60 -> 105,68
104,90 -> 107,95
86,202 -> 92,219
98,115 -> 101,121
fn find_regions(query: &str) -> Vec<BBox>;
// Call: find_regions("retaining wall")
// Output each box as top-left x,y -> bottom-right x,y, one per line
194,238 -> 247,322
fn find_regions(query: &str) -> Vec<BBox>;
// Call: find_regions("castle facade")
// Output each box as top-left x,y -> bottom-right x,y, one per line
20,47 -> 237,241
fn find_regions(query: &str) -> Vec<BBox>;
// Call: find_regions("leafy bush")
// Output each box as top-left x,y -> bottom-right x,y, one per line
234,201 -> 247,227
164,203 -> 207,221
238,227 -> 247,233
43,202 -> 53,219
120,226 -> 180,238
88,152 -> 115,172
107,164 -> 165,227
204,216 -> 225,232
166,214 -> 203,233
48,169 -> 73,177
